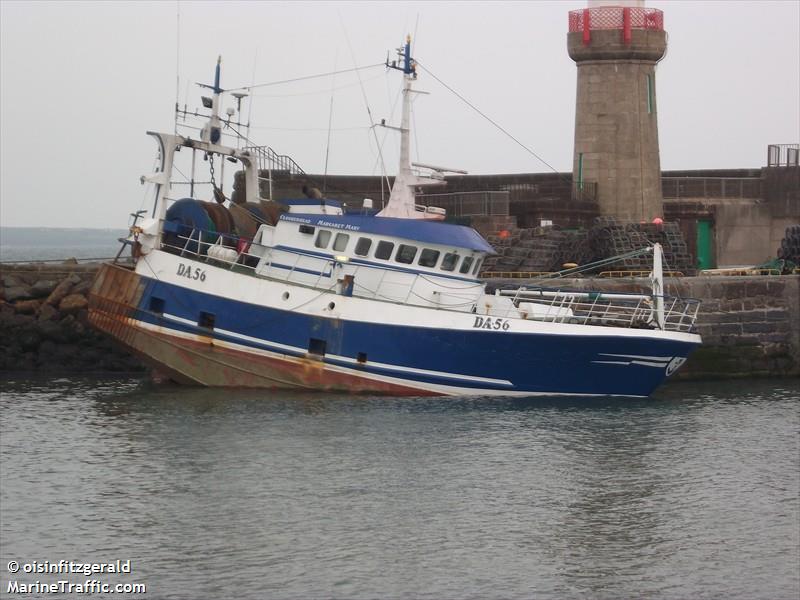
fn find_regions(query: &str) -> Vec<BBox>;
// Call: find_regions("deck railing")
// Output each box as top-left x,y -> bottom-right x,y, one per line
496,287 -> 700,333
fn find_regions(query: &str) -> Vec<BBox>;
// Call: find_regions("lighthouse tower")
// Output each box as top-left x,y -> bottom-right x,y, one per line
568,0 -> 667,222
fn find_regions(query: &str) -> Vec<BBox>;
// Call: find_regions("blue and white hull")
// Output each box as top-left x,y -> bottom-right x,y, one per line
90,251 -> 700,398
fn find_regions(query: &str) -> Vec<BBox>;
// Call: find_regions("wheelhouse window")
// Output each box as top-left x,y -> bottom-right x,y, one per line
441,253 -> 459,272
395,244 -> 417,264
333,233 -> 350,252
314,230 -> 331,249
354,237 -> 372,256
459,256 -> 474,274
375,241 -> 394,260
472,258 -> 483,275
418,248 -> 440,268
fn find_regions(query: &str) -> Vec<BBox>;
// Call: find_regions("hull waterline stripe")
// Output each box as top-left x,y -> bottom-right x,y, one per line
159,312 -> 513,387
631,360 -> 670,368
129,317 -> 631,397
591,360 -> 630,366
599,353 -> 672,362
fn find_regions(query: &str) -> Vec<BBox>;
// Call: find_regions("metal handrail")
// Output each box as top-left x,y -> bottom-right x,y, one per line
568,7 -> 664,32
497,287 -> 700,333
243,145 -> 306,176
767,144 -> 799,167
662,177 -> 762,199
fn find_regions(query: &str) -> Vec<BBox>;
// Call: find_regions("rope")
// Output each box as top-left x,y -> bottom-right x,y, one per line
228,63 -> 384,92
415,61 -> 571,184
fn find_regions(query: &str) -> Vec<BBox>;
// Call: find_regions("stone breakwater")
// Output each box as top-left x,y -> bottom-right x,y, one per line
1,262 -> 798,379
0,262 -> 144,373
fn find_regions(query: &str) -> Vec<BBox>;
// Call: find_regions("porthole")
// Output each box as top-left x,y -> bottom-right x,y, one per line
328,302 -> 336,310
282,291 -> 290,300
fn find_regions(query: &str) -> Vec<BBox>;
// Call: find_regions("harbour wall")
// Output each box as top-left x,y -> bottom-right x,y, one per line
1,263 -> 798,379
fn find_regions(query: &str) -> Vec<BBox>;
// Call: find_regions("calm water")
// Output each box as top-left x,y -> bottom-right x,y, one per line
0,227 -> 126,262
1,377 -> 798,599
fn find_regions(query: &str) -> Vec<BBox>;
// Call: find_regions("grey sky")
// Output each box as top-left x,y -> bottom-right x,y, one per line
1,0 -> 798,228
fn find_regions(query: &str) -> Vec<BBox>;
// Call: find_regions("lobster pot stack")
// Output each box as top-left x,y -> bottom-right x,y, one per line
636,222 -> 694,274
777,225 -> 800,266
586,217 -> 652,272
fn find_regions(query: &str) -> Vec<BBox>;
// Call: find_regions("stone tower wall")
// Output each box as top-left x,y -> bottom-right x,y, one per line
569,27 -> 667,222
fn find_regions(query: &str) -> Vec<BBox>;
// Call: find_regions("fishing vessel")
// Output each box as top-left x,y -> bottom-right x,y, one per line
88,39 -> 702,397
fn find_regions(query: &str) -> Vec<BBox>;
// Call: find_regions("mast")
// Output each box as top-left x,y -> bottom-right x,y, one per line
376,36 -> 463,220
200,55 -> 223,145
376,36 -> 425,219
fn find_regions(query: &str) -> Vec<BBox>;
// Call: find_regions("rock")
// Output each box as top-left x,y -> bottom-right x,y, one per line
30,279 -> 58,298
18,330 -> 41,352
36,339 -> 59,364
1,309 -> 34,328
5,286 -> 33,302
38,304 -> 58,322
59,294 -> 88,314
70,279 -> 93,296
14,299 -> 41,314
63,257 -> 78,265
14,271 -> 40,286
57,314 -> 85,343
46,279 -> 73,306
2,275 -> 24,288
38,319 -> 66,343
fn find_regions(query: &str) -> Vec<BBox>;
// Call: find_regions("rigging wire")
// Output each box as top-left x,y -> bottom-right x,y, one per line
247,125 -> 368,132
246,49 -> 258,141
371,82 -> 402,179
525,247 -> 654,283
338,13 -> 393,196
228,63 -> 384,92
174,1 -> 181,135
323,51 -> 338,192
250,74 -> 383,98
415,61 -> 571,183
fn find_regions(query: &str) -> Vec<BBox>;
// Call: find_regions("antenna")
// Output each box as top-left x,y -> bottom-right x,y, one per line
174,1 -> 181,134
323,50 -> 338,193
246,49 -> 257,141
231,91 -> 248,113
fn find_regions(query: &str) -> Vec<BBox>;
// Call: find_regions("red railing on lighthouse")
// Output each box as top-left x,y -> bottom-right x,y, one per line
569,7 -> 664,45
